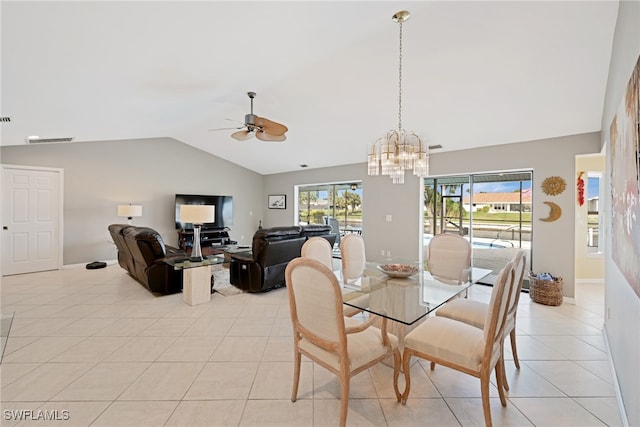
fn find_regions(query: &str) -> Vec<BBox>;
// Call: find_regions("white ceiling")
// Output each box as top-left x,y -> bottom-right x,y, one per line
1,1 -> 619,175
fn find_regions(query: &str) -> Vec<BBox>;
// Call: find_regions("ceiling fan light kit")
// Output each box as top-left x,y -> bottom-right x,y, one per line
368,10 -> 430,184
214,91 -> 288,142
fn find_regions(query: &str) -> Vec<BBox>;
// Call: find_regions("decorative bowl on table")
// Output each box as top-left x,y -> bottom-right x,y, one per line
377,263 -> 419,278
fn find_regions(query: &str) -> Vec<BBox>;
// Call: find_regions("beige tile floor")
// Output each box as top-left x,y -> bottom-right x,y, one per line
0,265 -> 622,426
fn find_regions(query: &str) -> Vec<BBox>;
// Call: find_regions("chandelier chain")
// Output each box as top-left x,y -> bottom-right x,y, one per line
398,20 -> 403,132
368,10 -> 430,183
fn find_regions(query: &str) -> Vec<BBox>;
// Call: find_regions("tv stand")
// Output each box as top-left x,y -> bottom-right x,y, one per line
177,228 -> 236,251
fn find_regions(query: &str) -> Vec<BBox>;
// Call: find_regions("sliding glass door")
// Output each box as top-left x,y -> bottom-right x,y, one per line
424,171 -> 532,286
296,182 -> 363,255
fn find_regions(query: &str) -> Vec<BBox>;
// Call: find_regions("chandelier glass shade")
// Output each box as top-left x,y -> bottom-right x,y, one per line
368,10 -> 429,184
368,130 -> 429,184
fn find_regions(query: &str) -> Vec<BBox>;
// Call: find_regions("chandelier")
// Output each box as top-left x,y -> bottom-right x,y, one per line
368,10 -> 429,184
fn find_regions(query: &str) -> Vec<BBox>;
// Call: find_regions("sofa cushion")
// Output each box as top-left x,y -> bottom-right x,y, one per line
301,224 -> 336,248
122,227 -> 169,269
108,224 -> 134,273
252,226 -> 302,257
301,224 -> 332,236
255,226 -> 302,240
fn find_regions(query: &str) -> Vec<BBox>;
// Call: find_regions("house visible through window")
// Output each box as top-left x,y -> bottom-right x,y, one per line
424,170 -> 533,288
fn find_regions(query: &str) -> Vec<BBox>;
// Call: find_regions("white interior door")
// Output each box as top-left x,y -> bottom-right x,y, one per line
1,165 -> 63,275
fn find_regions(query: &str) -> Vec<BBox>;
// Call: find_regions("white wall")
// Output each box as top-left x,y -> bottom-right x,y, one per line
265,132 -> 601,299
0,138 -> 264,264
600,1 -> 640,424
2,131 -> 604,301
263,163 -> 422,261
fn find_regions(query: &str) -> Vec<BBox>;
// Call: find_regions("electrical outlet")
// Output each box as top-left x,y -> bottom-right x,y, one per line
385,214 -> 393,222
386,250 -> 391,257
381,249 -> 385,256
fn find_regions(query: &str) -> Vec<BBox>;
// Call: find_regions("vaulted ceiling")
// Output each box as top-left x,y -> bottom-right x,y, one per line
1,1 -> 618,175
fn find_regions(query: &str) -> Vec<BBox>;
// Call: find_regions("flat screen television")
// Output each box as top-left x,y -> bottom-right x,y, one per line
175,194 -> 233,230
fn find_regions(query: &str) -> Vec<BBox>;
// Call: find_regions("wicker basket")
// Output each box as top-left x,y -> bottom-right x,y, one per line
529,273 -> 563,306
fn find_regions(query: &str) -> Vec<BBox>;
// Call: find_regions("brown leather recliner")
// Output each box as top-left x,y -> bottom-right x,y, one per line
109,224 -> 135,274
108,224 -> 186,294
229,225 -> 336,293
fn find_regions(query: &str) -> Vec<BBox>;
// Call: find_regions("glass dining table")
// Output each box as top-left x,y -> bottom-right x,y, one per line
340,258 -> 492,360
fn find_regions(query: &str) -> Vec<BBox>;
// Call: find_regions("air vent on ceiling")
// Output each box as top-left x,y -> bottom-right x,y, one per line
0,117 -> 11,122
26,136 -> 74,144
428,144 -> 442,150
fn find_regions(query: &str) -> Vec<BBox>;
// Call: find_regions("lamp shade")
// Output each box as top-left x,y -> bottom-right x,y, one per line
180,205 -> 215,225
117,204 -> 142,218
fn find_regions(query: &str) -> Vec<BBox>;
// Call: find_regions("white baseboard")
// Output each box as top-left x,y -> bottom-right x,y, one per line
603,327 -> 630,426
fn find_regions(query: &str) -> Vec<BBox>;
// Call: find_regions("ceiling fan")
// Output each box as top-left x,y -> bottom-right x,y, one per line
210,92 -> 288,142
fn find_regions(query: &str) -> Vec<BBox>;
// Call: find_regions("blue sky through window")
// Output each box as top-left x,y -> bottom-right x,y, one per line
433,178 -> 601,199
472,182 -> 532,193
587,177 -> 599,199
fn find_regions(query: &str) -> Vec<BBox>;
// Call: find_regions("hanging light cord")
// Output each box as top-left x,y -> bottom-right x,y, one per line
398,20 -> 403,132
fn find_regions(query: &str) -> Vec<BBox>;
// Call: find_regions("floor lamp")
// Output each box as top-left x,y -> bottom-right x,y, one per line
180,205 -> 215,261
117,204 -> 142,225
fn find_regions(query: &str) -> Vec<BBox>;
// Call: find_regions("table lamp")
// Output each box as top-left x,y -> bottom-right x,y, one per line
117,204 -> 142,225
180,205 -> 215,261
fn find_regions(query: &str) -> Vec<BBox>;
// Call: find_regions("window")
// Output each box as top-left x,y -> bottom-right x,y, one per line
586,172 -> 602,253
295,182 -> 362,231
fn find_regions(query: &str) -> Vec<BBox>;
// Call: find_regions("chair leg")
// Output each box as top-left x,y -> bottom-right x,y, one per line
401,349 -> 412,404
510,329 -> 520,369
291,350 -> 301,402
494,360 -> 507,407
500,341 -> 510,392
339,375 -> 350,427
430,361 -> 436,371
480,373 -> 494,427
392,350 -> 402,402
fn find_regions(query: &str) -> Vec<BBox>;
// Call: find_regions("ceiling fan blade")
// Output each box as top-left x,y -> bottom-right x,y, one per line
254,116 -> 288,137
231,130 -> 254,141
256,131 -> 286,142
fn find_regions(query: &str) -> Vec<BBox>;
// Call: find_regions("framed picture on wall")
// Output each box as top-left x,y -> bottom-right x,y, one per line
268,194 -> 286,209
609,53 -> 640,298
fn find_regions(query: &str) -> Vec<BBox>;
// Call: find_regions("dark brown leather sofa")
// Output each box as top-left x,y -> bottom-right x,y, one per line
229,225 -> 336,292
108,224 -> 186,294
